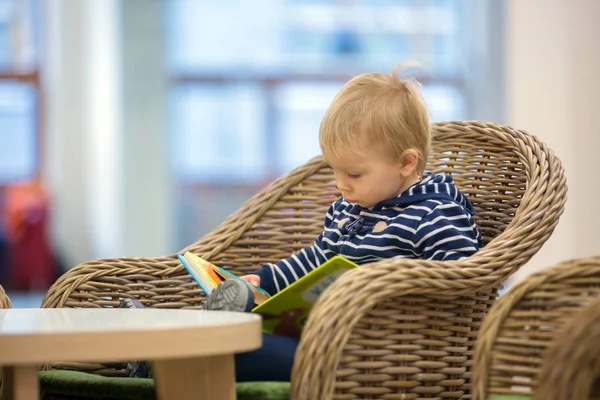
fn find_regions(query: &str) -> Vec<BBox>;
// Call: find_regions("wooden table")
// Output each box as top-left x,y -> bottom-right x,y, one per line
0,308 -> 261,400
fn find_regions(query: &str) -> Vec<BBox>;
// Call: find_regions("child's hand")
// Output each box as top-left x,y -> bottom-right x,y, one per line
241,274 -> 261,287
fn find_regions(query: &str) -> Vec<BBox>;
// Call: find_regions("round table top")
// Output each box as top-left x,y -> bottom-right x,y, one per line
0,308 -> 262,365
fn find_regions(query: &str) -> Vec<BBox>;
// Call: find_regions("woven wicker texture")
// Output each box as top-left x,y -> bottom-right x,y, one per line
0,284 -> 10,309
0,284 -> 11,400
472,257 -> 600,400
39,121 -> 566,398
536,293 -> 600,400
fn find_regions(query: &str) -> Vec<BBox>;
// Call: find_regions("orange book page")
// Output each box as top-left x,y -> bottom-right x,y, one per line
205,265 -> 221,284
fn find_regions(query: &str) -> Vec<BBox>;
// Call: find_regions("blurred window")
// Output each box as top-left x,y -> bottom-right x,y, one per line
0,0 -> 40,185
167,0 -> 469,183
166,0 -> 484,245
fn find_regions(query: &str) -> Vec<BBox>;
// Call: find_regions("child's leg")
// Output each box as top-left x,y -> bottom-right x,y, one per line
119,299 -> 298,381
235,333 -> 299,382
208,282 -> 297,381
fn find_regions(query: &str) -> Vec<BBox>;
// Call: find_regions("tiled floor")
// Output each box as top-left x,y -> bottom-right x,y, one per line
6,292 -> 46,308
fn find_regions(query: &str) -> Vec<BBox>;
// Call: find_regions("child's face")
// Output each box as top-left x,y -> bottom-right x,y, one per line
324,144 -> 417,208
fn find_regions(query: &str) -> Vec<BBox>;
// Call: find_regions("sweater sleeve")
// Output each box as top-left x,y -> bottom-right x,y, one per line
413,202 -> 482,261
253,202 -> 337,295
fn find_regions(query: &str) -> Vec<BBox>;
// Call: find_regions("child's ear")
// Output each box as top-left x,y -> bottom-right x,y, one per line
399,149 -> 419,177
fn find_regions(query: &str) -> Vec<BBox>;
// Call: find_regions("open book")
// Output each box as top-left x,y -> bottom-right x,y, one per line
178,252 -> 358,338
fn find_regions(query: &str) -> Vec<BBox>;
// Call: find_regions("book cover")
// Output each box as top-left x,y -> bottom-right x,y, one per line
252,256 -> 357,337
178,253 -> 218,295
179,252 -> 270,303
179,252 -> 358,338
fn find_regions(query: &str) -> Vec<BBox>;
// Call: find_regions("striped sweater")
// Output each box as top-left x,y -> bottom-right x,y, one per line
254,173 -> 483,295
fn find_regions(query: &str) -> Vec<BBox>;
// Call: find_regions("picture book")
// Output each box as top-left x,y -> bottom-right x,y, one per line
178,252 -> 271,305
178,252 -> 358,338
252,255 -> 358,337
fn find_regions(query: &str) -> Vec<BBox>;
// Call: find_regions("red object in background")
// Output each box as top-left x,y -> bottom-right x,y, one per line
1,180 -> 58,291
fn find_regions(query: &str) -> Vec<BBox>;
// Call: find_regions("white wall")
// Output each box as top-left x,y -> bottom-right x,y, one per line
42,0 -> 93,267
504,0 -> 600,282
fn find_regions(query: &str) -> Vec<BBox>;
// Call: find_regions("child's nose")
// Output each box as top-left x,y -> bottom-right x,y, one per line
336,179 -> 350,192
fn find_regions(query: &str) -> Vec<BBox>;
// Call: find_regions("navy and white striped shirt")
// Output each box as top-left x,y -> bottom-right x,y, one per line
254,173 -> 483,295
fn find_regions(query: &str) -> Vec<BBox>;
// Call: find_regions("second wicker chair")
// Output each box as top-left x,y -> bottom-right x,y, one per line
472,257 -> 600,400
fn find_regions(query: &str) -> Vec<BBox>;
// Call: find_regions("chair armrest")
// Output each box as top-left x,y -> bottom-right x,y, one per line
292,257 -> 500,400
0,284 -> 10,309
41,256 -> 203,309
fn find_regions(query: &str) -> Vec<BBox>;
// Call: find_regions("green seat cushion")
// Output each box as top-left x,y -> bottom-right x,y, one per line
39,370 -> 290,400
38,371 -> 533,400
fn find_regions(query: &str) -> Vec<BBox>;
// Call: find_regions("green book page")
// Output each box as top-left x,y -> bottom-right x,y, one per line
252,256 -> 358,337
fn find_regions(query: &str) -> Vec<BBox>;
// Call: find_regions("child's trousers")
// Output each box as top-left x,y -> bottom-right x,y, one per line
235,333 -> 299,382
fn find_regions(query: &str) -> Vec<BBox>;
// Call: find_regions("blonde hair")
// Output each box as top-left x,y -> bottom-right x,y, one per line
319,64 -> 431,173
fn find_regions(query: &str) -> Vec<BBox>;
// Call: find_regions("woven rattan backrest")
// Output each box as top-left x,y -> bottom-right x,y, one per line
187,161 -> 339,276
188,122 -> 526,275
430,123 -> 525,244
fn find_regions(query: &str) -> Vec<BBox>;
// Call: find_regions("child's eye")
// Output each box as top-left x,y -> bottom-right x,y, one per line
348,173 -> 361,179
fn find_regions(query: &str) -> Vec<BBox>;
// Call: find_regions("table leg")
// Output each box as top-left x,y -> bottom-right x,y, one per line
152,355 -> 236,400
2,365 -> 39,400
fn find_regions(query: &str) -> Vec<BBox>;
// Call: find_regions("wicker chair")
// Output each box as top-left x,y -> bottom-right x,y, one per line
0,284 -> 10,309
41,121 -> 566,399
536,293 -> 600,400
0,284 -> 11,400
472,257 -> 600,400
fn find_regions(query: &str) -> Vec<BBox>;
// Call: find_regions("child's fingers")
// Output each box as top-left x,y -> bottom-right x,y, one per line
242,274 -> 261,287
249,276 -> 261,286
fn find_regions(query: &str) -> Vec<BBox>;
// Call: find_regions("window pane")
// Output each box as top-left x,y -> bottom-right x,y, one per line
0,0 -> 40,72
166,0 -> 283,74
421,84 -> 466,121
169,83 -> 268,184
166,0 -> 464,76
0,81 -> 36,184
166,0 -> 477,246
